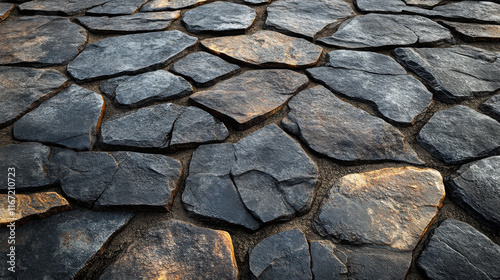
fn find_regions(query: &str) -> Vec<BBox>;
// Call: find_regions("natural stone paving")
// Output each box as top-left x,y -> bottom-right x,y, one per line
0,3 -> 14,21
19,0 -> 111,15
141,0 -> 206,11
86,0 -> 148,15
480,94 -> 500,121
440,21 -> 500,42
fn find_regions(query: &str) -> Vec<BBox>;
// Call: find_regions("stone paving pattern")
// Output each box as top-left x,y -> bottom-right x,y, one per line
0,0 -> 499,279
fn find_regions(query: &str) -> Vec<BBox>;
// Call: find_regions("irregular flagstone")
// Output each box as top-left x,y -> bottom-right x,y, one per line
310,241 -> 348,280
0,67 -> 67,126
404,0 -> 442,7
67,31 -> 197,82
318,14 -> 453,48
86,0 -> 147,15
480,94 -> 500,121
266,0 -> 354,39
309,50 -> 433,124
440,21 -> 500,42
141,0 -> 206,11
190,69 -> 308,129
0,192 -> 70,226
447,156 -> 500,228
13,85 -> 104,150
100,70 -> 193,108
201,30 -> 323,68
418,219 -> 500,280
394,46 -> 500,102
0,16 -> 87,66
170,51 -> 240,87
76,11 -> 180,33
100,219 -> 239,280
417,105 -> 500,164
282,86 -> 423,164
19,0 -> 111,15
182,1 -> 256,33
0,210 -> 133,280
0,3 -> 14,21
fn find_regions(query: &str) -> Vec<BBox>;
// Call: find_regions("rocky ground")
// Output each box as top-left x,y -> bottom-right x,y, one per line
0,0 -> 500,279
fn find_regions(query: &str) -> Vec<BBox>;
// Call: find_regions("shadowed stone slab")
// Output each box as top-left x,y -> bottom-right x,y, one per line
76,11 -> 180,33
86,0 -> 147,15
67,31 -> 197,82
201,30 -> 323,68
13,85 -> 104,150
190,69 -> 308,129
417,105 -> 500,164
19,0 -> 111,15
171,51 -> 240,87
0,210 -> 133,280
100,219 -> 239,280
480,94 -> 500,121
310,241 -> 348,280
441,21 -> 500,42
141,0 -> 206,11
0,16 -> 87,66
318,14 -> 453,48
0,3 -> 14,21
266,0 -> 354,39
182,1 -> 256,33
418,219 -> 500,280
282,86 -> 423,164
394,46 -> 500,102
0,67 -> 67,126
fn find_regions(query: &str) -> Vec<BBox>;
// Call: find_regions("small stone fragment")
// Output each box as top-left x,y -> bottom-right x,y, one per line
441,21 -> 500,42
86,0 -> 147,15
141,0 -> 206,11
0,3 -> 14,21
76,12 -> 180,33
480,94 -> 500,121
310,241 -> 348,280
19,0 -> 111,15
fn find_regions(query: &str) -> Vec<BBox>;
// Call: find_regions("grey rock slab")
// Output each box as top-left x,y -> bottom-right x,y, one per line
0,16 -> 87,66
141,0 -> 206,11
76,11 -> 180,33
310,241 -> 347,280
418,219 -> 500,280
86,0 -> 147,15
282,86 -> 423,164
266,0 -> 354,39
417,105 -> 500,164
0,3 -> 14,20
404,0 -> 442,7
356,0 -> 408,12
67,31 -> 197,82
244,0 -> 269,3
326,49 -> 406,75
19,0 -> 111,15
182,1 -> 256,33
13,85 -> 104,150
0,66 -> 67,126
480,94 -> 500,121
170,51 -> 240,87
440,21 -> 500,42
394,46 -> 500,102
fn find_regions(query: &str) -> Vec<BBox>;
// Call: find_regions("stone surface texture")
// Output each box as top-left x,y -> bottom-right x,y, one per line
19,0 -> 111,15
0,3 -> 14,21
86,0 -> 147,15
441,21 -> 500,42
76,11 -> 180,33
141,0 -> 207,11
480,94 -> 500,121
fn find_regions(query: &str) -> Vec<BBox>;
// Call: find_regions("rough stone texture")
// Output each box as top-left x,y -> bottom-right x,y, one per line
13,85 -> 104,150
356,0 -> 409,12
417,105 -> 500,165
0,67 -> 67,126
480,94 -> 500,121
249,229 -> 312,280
182,1 -> 256,33
418,219 -> 500,280
100,219 -> 239,280
170,51 -> 240,87
0,210 -> 133,280
310,241 -> 348,280
190,69 -> 308,128
282,86 -> 423,164
394,46 -> 500,102
0,192 -> 70,226
0,3 -> 14,21
441,21 -> 500,42
19,0 -> 111,15
76,11 -> 180,33
318,14 -> 453,48
266,0 -> 354,39
86,0 -> 147,15
67,31 -> 197,82
404,0 -> 441,7
0,16 -> 87,66
309,50 -> 433,124
100,70 -> 193,108
447,156 -> 500,228
245,0 -> 269,3
201,30 -> 323,68
141,0 -> 206,11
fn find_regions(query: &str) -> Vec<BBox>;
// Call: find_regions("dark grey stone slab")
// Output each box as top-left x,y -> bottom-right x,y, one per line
480,94 -> 500,121
19,0 -> 111,15
0,3 -> 14,20
76,11 -> 180,33
326,49 -> 407,75
310,241 -> 347,280
244,0 -> 269,3
86,0 -> 147,15
141,0 -> 206,11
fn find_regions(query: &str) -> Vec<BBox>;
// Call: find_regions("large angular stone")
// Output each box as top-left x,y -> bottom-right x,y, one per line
0,3 -> 14,21
86,0 -> 147,15
141,0 -> 206,11
441,21 -> 500,42
480,94 -> 500,121
0,67 -> 67,126
201,30 -> 323,68
418,219 -> 500,280
182,1 -> 256,33
266,0 -> 354,39
282,86 -> 423,164
417,105 -> 500,164
190,69 -> 308,128
19,0 -> 111,15
100,219 -> 239,280
0,16 -> 87,66
394,46 -> 500,102
76,11 -> 180,33
67,31 -> 197,82
13,85 -> 104,150
308,50 -> 433,124
318,14 -> 452,48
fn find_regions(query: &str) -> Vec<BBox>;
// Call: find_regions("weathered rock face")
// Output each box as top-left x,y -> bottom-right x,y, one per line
394,46 -> 500,102
418,219 -> 500,280
19,0 -> 111,15
86,0 -> 147,15
417,105 -> 500,165
404,0 -> 442,7
310,241 -> 348,280
99,219 -> 239,280
0,3 -> 14,21
245,0 -> 270,3
480,94 -> 500,121
76,11 -> 180,33
282,86 -> 423,164
0,67 -> 67,126
265,0 -> 354,39
440,21 -> 500,42
67,31 -> 197,82
190,69 -> 308,128
141,0 -> 206,11
201,30 -> 323,68
13,85 -> 104,150
0,16 -> 87,66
